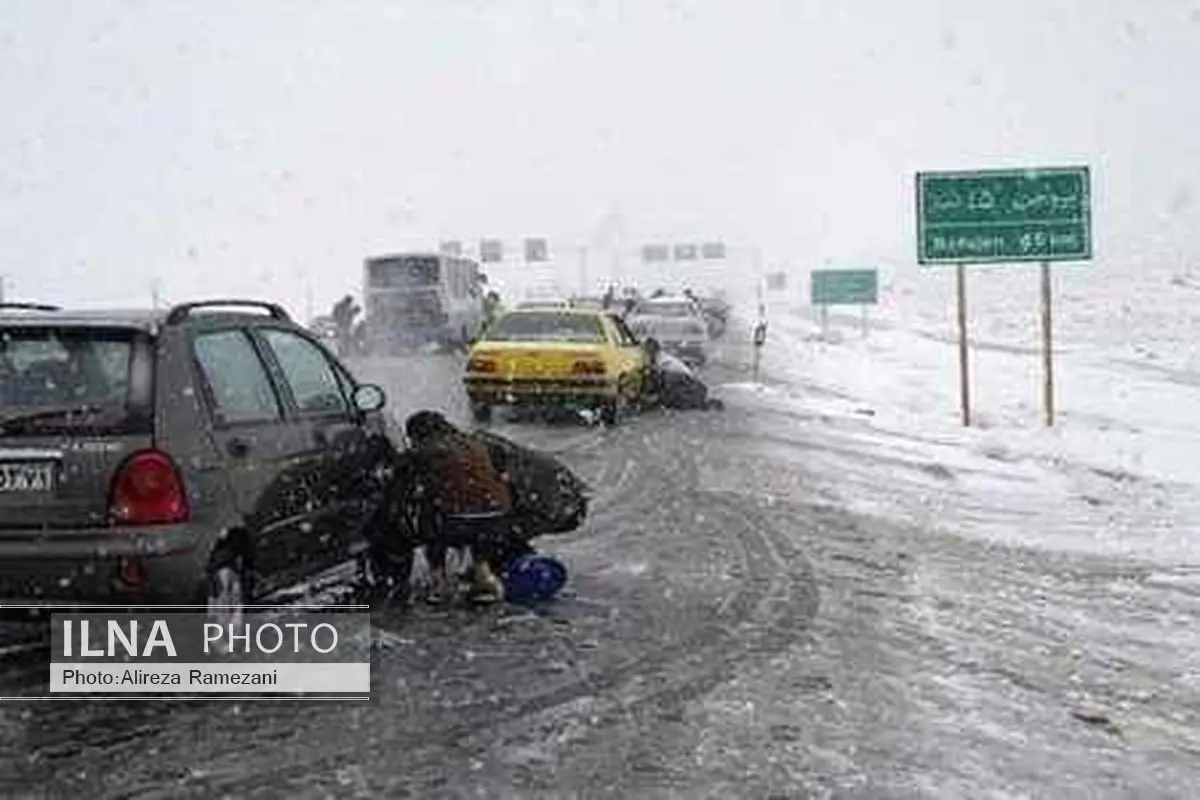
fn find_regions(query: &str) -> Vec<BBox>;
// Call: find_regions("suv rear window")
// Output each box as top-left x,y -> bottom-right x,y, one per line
0,326 -> 151,435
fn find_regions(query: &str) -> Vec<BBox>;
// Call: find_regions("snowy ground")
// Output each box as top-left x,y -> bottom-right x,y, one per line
5,264 -> 1199,795
732,259 -> 1200,570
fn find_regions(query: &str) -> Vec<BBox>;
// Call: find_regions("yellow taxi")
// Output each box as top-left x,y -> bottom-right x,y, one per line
463,307 -> 647,425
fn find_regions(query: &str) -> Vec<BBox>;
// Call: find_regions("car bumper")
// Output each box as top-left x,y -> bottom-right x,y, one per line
0,524 -> 212,615
464,375 -> 619,406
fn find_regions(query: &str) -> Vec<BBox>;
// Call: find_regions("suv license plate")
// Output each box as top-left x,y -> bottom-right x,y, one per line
0,462 -> 57,493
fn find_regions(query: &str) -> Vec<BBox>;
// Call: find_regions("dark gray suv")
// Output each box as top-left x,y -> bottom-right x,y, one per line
0,299 -> 396,619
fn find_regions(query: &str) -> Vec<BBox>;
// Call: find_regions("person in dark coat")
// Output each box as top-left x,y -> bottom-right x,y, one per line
641,338 -> 725,411
405,411 -> 510,603
331,294 -> 361,356
482,291 -> 504,332
363,412 -> 590,604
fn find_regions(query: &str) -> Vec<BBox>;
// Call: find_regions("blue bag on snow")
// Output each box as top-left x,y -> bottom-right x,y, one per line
503,554 -> 569,603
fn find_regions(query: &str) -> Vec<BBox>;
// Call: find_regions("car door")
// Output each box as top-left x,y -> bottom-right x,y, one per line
190,327 -> 313,593
253,326 -> 372,573
606,314 -> 647,396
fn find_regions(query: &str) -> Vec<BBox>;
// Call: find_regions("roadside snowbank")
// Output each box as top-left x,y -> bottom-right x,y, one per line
725,261 -> 1200,566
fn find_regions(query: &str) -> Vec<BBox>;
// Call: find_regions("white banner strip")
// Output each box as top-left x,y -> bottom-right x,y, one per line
50,662 -> 370,694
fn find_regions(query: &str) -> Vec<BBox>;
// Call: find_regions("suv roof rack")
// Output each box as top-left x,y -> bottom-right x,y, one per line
165,300 -> 291,325
0,302 -> 62,312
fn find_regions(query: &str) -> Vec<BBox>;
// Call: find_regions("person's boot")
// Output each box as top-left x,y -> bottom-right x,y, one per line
469,561 -> 505,605
425,567 -> 451,605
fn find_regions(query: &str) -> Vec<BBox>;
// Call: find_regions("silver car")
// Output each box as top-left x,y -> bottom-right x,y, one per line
0,299 -> 394,620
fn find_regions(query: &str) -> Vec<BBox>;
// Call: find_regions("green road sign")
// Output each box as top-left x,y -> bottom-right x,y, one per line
811,269 -> 878,306
673,243 -> 698,260
480,239 -> 504,263
524,238 -> 548,262
916,167 -> 1091,264
642,244 -> 669,262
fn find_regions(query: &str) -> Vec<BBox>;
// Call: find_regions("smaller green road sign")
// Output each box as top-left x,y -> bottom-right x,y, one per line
811,269 -> 878,305
916,166 -> 1092,264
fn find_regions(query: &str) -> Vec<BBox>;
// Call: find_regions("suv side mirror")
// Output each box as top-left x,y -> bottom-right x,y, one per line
352,384 -> 387,413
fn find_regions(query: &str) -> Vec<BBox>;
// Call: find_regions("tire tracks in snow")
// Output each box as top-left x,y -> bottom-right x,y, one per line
136,417 -> 821,798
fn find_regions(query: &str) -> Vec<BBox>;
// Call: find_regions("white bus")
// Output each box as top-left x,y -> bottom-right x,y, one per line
362,253 -> 486,353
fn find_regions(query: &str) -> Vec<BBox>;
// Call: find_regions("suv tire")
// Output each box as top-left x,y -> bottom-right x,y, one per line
359,545 -> 413,605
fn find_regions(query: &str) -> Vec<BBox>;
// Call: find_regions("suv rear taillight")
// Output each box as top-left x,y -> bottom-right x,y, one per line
107,449 -> 190,526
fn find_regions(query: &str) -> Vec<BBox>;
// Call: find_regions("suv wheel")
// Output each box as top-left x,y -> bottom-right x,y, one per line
359,546 -> 413,605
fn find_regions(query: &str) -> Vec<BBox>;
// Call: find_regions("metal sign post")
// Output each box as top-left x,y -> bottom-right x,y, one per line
860,305 -> 869,338
956,263 -> 971,427
916,166 -> 1092,428
1041,261 -> 1054,427
752,321 -> 767,382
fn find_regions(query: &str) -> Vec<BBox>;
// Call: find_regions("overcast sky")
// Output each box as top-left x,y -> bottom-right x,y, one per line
1,0 -> 1197,313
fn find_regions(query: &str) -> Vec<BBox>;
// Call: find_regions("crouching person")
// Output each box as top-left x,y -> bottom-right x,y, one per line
405,410 -> 510,604
641,337 -> 725,412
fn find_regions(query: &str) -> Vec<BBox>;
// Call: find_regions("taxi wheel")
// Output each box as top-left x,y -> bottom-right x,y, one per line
472,403 -> 493,423
599,399 -> 619,427
601,375 -> 632,426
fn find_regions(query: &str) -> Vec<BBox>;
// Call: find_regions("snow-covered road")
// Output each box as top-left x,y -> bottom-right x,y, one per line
2,275 -> 1197,796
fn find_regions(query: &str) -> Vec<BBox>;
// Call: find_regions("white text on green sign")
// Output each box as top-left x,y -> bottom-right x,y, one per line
916,167 -> 1092,264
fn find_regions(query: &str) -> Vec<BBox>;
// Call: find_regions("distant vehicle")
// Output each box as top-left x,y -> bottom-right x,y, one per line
362,253 -> 485,354
630,314 -> 710,368
0,299 -> 395,621
696,296 -> 730,339
463,308 -> 647,426
630,295 -> 706,323
308,315 -> 339,343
